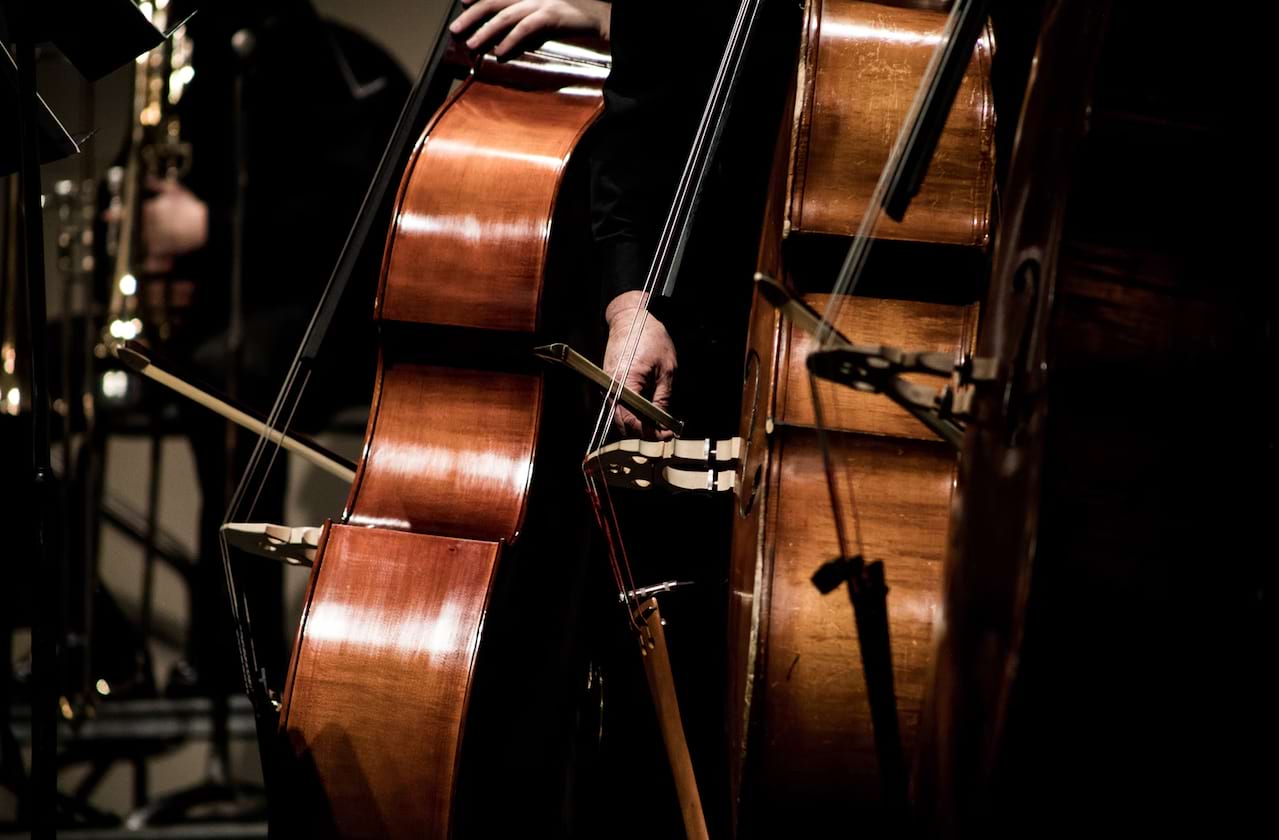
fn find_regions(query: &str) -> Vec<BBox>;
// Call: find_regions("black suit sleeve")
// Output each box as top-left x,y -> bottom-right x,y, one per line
589,0 -> 731,309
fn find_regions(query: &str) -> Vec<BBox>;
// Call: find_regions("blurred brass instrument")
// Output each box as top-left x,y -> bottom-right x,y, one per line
100,0 -> 193,351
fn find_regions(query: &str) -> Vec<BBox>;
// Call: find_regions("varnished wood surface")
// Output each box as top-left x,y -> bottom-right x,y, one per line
918,2 -> 1269,834
280,41 -> 606,839
730,281 -> 962,833
280,524 -> 501,839
727,1 -> 993,833
776,293 -> 977,440
378,77 -> 603,332
346,355 -> 542,543
758,432 -> 952,814
725,110 -> 795,824
787,0 -> 994,246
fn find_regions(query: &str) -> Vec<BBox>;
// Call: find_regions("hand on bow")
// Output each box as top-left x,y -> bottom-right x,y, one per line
604,291 -> 678,441
449,0 -> 611,58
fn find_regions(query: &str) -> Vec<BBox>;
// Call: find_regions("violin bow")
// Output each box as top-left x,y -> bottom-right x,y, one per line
580,0 -> 777,836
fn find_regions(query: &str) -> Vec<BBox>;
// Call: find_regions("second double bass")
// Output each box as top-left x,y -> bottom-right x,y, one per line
727,0 -> 995,833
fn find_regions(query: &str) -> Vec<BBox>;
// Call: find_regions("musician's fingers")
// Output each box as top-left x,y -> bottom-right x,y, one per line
651,367 -> 674,408
449,0 -> 514,36
494,9 -> 553,56
650,425 -> 675,441
649,369 -> 676,441
613,404 -> 645,439
642,419 -> 673,442
465,0 -> 536,51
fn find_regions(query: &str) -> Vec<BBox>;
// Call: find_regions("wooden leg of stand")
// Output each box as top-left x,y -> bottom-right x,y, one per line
638,597 -> 709,840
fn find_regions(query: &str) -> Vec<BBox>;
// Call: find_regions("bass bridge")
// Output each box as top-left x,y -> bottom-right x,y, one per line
586,436 -> 742,494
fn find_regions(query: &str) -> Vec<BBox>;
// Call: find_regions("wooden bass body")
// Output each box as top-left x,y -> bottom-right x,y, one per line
727,1 -> 994,833
276,43 -> 608,838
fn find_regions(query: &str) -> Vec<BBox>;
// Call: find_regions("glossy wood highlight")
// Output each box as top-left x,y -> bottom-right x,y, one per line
727,1 -> 994,834
758,432 -> 952,811
378,78 -> 603,333
347,359 -> 542,542
278,40 -> 606,839
787,0 -> 995,246
281,525 -> 500,838
729,282 -> 967,836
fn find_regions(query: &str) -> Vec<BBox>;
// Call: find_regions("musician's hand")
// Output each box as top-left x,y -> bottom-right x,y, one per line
449,0 -> 610,58
604,291 -> 677,441
141,177 -> 207,274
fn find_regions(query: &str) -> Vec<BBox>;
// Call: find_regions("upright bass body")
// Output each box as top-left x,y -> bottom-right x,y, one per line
920,1 -> 1270,834
728,1 -> 995,833
276,44 -> 608,838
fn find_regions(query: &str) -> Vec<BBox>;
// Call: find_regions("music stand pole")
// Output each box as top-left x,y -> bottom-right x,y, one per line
13,14 -> 59,838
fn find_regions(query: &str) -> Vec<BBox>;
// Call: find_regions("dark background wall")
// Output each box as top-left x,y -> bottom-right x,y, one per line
4,0 -> 449,820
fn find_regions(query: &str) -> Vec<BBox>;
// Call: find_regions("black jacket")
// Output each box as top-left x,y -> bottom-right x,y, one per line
589,0 -> 734,308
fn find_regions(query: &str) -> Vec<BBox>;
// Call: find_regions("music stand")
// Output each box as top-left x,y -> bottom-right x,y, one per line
0,1 -> 165,833
0,44 -> 81,176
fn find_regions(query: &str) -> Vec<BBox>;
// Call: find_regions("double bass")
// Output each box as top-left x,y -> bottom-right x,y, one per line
919,0 -> 1270,834
271,36 -> 609,837
576,0 -> 996,832
725,0 -> 995,833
